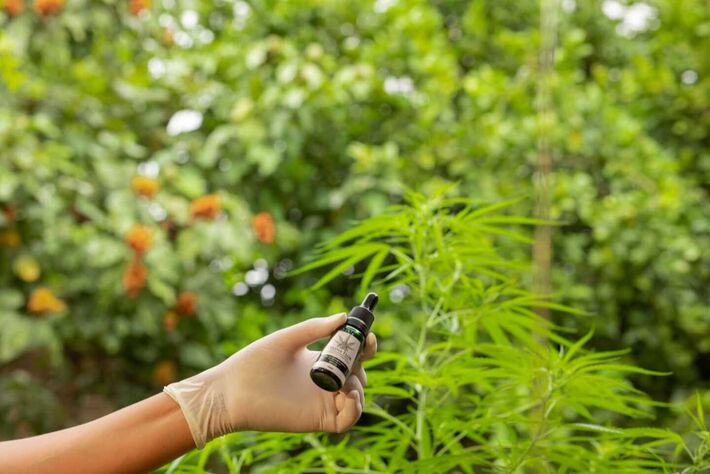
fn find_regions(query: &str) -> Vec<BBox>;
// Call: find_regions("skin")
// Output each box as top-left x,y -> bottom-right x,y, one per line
0,393 -> 194,474
0,322 -> 377,474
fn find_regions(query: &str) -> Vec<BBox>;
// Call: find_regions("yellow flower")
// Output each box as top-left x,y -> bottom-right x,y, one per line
152,360 -> 177,386
13,255 -> 41,282
27,287 -> 66,315
131,176 -> 160,198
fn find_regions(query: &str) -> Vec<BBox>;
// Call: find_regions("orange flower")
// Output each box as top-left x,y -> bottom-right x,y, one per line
131,176 -> 160,198
0,229 -> 20,247
251,212 -> 276,244
152,360 -> 176,386
122,254 -> 147,298
33,0 -> 63,15
4,0 -> 23,16
125,225 -> 152,254
2,205 -> 17,221
175,291 -> 197,317
190,194 -> 222,220
163,311 -> 178,331
129,0 -> 150,15
27,287 -> 66,315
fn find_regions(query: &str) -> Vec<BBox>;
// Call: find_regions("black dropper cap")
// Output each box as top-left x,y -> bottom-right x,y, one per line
346,292 -> 378,335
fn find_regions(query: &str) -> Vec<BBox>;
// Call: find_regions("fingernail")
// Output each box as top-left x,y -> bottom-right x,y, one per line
327,313 -> 346,322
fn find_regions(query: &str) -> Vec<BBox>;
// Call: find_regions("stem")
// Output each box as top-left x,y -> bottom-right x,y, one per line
410,212 -> 432,460
303,469 -> 389,474
415,388 -> 428,459
507,389 -> 552,473
305,434 -> 338,472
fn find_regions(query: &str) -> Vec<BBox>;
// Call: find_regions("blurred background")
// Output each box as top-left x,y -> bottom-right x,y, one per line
0,0 -> 707,459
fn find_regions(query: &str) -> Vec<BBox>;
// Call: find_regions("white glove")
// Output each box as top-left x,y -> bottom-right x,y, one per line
164,313 -> 377,448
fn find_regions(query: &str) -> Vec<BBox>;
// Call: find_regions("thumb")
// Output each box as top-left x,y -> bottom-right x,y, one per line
277,313 -> 347,350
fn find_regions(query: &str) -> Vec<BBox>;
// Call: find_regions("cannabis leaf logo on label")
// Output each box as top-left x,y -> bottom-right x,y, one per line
334,334 -> 356,355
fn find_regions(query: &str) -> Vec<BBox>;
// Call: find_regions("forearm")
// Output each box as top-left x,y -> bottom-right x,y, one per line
0,393 -> 195,474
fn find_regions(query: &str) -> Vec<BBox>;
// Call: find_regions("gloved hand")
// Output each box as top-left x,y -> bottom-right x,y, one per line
164,313 -> 377,448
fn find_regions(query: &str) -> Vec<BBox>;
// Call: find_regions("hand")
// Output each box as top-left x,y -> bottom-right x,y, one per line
164,313 -> 378,448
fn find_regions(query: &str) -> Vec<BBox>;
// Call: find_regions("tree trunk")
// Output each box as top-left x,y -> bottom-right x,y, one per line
533,0 -> 558,318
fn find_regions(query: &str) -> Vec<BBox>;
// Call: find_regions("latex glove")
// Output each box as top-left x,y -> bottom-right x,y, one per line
164,313 -> 377,448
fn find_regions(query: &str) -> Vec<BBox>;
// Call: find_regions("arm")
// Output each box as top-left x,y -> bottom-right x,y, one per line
0,393 -> 194,474
0,313 -> 377,474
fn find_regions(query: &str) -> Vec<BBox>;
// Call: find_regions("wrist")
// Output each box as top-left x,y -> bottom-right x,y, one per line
164,371 -> 234,448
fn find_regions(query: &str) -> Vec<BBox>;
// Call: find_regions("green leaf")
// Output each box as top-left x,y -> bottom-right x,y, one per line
359,248 -> 389,295
147,275 -> 176,306
0,289 -> 24,310
181,343 -> 215,369
173,168 -> 207,199
198,125 -> 238,167
311,250 -> 374,290
563,329 -> 594,363
571,423 -> 623,435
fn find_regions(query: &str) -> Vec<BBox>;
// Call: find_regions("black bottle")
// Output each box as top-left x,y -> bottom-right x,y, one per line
310,293 -> 378,392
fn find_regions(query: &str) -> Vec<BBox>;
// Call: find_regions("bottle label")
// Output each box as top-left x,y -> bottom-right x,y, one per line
313,330 -> 362,386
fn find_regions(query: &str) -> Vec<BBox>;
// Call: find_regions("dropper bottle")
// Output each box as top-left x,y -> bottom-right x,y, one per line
310,293 -> 378,392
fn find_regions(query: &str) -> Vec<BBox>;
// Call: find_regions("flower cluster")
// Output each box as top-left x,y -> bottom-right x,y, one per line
152,360 -> 176,386
131,176 -> 160,198
251,211 -> 276,244
33,0 -> 63,16
122,225 -> 153,297
162,291 -> 198,331
190,193 -> 222,220
27,287 -> 66,315
175,291 -> 198,316
125,224 -> 153,255
122,254 -> 148,298
3,0 -> 23,16
129,0 -> 150,16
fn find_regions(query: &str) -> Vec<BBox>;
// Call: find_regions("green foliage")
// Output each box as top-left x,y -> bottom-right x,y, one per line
0,0 -> 708,468
163,192 -> 707,472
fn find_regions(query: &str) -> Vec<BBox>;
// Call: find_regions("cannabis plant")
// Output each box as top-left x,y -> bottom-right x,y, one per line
159,191 -> 707,473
